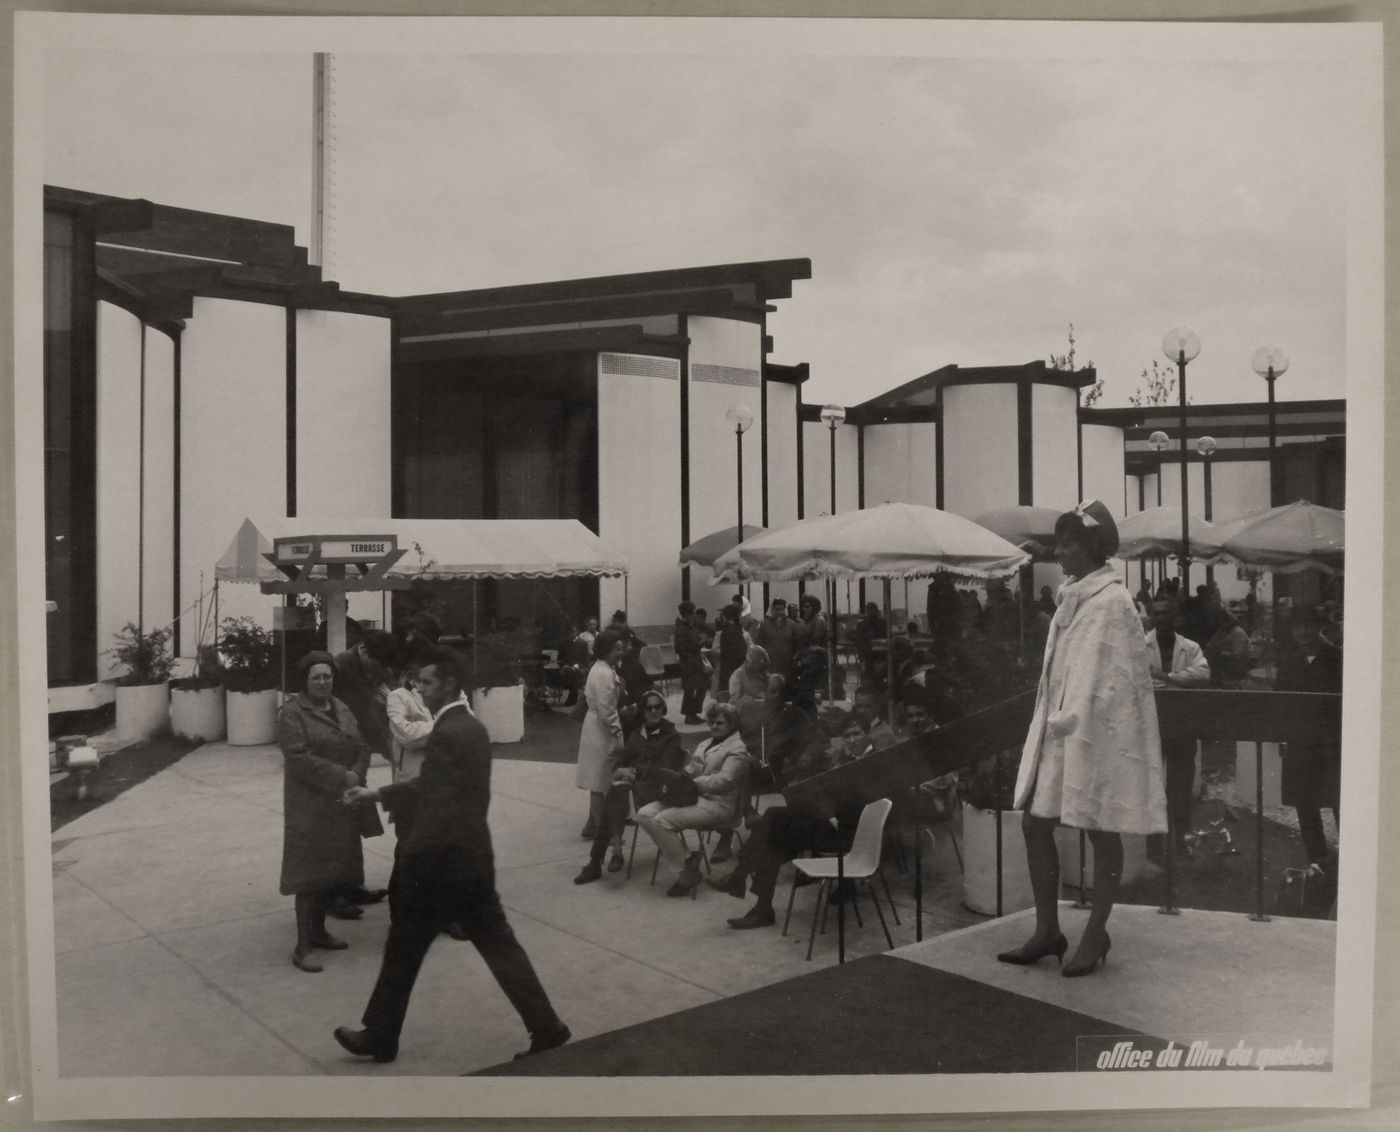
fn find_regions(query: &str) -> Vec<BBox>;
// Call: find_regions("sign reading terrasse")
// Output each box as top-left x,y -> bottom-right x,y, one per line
273,535 -> 399,565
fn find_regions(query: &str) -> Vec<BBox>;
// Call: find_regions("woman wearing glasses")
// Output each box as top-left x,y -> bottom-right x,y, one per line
574,689 -> 685,884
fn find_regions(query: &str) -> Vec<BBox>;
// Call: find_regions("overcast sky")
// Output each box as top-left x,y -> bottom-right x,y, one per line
43,33 -> 1357,409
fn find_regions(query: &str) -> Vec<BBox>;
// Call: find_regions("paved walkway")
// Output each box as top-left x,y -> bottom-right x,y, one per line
50,722 -> 979,1078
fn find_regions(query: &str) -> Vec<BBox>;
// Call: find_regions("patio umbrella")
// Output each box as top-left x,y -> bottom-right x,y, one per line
678,523 -> 767,569
1115,507 -> 1218,561
1205,500 -> 1344,574
971,505 -> 1061,560
712,502 -> 1030,706
711,502 -> 1029,584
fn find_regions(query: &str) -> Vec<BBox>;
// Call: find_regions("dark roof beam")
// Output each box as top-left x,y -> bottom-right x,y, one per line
397,286 -> 741,337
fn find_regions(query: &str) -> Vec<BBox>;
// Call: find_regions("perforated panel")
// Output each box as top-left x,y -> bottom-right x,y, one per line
600,353 -> 680,381
692,362 -> 759,388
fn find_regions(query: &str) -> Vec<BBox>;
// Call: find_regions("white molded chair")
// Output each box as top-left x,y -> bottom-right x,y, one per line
782,797 -> 900,960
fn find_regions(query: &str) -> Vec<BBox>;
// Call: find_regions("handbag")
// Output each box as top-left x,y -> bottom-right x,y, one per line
356,801 -> 385,839
653,767 -> 700,808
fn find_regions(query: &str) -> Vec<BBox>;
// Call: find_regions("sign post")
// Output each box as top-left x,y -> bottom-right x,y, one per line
262,534 -> 409,656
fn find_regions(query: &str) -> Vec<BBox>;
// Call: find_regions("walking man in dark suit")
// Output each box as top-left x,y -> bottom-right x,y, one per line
334,646 -> 570,1064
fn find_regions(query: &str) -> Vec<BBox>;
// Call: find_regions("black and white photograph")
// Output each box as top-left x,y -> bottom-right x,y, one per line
7,10 -> 1386,1123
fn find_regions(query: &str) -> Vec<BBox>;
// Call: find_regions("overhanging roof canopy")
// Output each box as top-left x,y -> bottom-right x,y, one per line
216,517 -> 628,585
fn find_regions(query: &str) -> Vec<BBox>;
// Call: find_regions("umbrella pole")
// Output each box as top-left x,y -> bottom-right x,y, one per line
883,579 -> 894,707
827,577 -> 836,704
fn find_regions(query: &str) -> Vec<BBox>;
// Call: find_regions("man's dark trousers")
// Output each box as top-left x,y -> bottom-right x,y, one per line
1163,736 -> 1198,841
363,849 -> 559,1043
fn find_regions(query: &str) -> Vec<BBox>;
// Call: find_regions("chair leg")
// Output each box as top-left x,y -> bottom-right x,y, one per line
877,867 -> 901,926
806,880 -> 829,961
867,878 -> 895,949
650,839 -> 661,885
849,884 -> 864,929
781,872 -> 799,937
949,826 -> 964,876
626,821 -> 639,881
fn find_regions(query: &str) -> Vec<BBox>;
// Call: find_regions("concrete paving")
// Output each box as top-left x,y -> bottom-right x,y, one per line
49,718 -> 980,1078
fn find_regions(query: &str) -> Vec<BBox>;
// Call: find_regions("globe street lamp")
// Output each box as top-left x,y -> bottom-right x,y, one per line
725,404 -> 755,553
1147,430 -> 1170,590
1196,435 -> 1218,587
1252,346 -> 1289,507
1162,327 -> 1201,591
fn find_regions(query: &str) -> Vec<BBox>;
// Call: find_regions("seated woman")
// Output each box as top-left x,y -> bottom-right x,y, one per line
708,710 -> 873,929
634,702 -> 750,897
574,689 -> 685,884
728,644 -> 770,710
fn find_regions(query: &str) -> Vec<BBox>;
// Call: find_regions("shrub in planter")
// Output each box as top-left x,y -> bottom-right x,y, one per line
220,617 -> 280,746
170,644 -> 226,742
464,629 -> 538,744
108,623 -> 174,740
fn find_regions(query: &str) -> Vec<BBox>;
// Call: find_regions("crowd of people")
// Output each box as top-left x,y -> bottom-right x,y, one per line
269,513 -> 1342,1066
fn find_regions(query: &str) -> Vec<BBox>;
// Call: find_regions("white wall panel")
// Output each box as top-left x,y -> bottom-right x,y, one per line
687,318 -> 764,596
862,423 -> 937,508
181,299 -> 287,653
1081,423 -> 1126,519
1031,384 -> 1079,513
942,384 -> 1017,518
800,420 -> 860,520
95,303 -> 143,677
143,330 -> 176,642
296,309 -> 393,628
598,356 -> 682,632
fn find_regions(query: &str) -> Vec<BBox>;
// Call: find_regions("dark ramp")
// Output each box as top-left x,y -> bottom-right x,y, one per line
479,955 -> 1149,1076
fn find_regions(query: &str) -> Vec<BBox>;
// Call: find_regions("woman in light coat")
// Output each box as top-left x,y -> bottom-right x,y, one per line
997,501 -> 1166,978
575,630 -> 627,840
635,702 -> 750,897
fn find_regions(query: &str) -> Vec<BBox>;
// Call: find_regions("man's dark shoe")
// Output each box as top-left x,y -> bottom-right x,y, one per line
683,715 -> 703,725
727,905 -> 776,929
325,898 -> 364,920
348,887 -> 388,905
333,1026 -> 397,1063
607,849 -> 625,873
513,1022 -> 571,1060
573,862 -> 603,885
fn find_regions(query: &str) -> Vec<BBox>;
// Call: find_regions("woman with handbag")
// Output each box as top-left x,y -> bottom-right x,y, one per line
278,650 -> 383,973
634,702 -> 751,897
574,630 -> 627,841
574,689 -> 686,884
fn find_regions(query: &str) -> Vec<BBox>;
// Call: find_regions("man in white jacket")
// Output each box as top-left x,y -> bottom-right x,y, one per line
1145,596 -> 1211,854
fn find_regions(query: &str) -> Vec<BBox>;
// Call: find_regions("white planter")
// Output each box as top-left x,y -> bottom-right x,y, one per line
471,684 -> 525,744
226,688 -> 279,746
115,682 -> 170,741
1054,826 -> 1149,890
170,686 -> 226,742
960,802 -> 1035,916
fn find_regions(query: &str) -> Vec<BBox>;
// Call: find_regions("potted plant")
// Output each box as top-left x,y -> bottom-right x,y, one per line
108,622 -> 176,740
465,627 -> 538,744
220,616 -> 280,746
169,643 -> 227,742
958,747 -> 1035,916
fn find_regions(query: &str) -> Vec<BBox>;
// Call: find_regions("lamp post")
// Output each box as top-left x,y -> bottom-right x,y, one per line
1196,435 -> 1218,587
1252,346 -> 1289,508
1148,430 -> 1170,589
819,404 -> 846,700
1162,327 -> 1201,592
724,404 -> 754,554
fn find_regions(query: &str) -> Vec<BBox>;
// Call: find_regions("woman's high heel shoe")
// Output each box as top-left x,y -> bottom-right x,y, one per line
1063,932 -> 1111,978
996,932 -> 1069,966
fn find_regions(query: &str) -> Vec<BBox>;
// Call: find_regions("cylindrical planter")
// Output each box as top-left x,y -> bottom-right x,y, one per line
471,684 -> 525,743
226,688 -> 279,746
170,686 -> 226,742
115,683 -> 171,741
960,802 -> 1034,916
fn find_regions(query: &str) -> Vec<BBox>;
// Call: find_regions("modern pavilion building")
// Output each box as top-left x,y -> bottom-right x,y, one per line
40,186 -> 1344,713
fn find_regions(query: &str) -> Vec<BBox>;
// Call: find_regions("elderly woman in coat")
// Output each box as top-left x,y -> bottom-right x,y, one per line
575,630 -> 627,841
635,701 -> 751,897
997,501 -> 1166,978
279,650 -> 381,973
